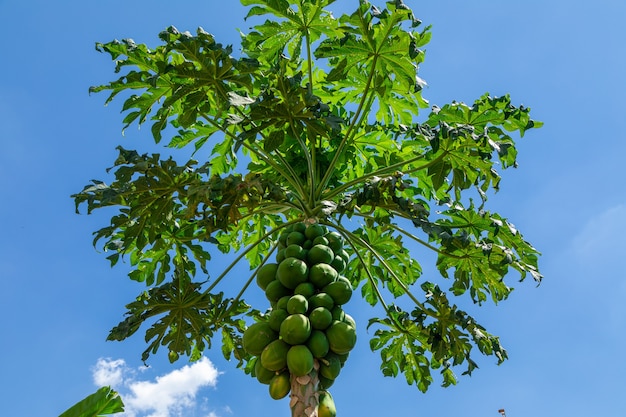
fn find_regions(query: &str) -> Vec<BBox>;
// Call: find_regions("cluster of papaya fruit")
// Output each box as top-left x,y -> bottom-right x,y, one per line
243,222 -> 356,409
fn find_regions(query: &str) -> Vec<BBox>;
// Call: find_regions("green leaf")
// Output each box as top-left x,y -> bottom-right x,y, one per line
368,294 -> 507,391
431,202 -> 542,304
314,1 -> 430,125
108,276 -> 250,364
241,0 -> 340,64
59,386 -> 124,417
91,26 -> 257,151
264,129 -> 285,152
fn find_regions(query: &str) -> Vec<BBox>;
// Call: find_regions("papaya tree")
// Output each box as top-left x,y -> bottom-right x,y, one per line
73,0 -> 543,416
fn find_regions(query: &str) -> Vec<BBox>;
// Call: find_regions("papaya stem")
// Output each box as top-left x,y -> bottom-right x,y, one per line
289,362 -> 321,417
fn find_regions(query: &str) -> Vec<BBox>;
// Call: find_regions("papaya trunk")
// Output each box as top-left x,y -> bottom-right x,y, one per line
289,361 -> 320,417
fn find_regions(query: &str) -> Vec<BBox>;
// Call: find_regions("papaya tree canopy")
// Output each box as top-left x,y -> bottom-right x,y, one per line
73,0 -> 542,396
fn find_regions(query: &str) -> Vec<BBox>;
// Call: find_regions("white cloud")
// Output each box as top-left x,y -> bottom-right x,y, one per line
92,357 -> 221,417
92,358 -> 127,387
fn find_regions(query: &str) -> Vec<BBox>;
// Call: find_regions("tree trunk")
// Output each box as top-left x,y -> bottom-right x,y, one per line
289,360 -> 321,417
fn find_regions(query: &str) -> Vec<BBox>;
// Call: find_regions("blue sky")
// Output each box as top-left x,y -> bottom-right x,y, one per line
1,1 -> 625,416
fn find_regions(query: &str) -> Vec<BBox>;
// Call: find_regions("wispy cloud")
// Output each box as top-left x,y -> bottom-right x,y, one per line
92,357 -> 221,417
571,203 -> 626,268
570,203 -> 626,328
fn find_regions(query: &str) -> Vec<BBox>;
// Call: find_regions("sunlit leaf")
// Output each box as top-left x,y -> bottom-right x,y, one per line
59,386 -> 124,417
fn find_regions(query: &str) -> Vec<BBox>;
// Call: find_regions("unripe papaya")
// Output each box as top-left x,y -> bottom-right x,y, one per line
323,277 -> 352,305
325,231 -> 344,253
309,306 -> 333,330
307,244 -> 334,265
312,236 -> 329,246
269,371 -> 291,400
256,263 -> 279,290
319,375 -> 334,389
330,255 -> 346,273
342,312 -> 356,329
309,263 -> 338,289
268,308 -> 289,332
279,313 -> 311,345
278,231 -> 290,246
261,339 -> 290,371
287,294 -> 309,315
276,295 -> 291,310
306,329 -> 330,358
265,280 -> 291,303
287,231 -> 306,246
319,353 -> 341,380
285,244 -> 307,260
308,292 -> 334,311
325,320 -> 357,355
318,390 -> 336,417
286,345 -> 314,377
254,358 -> 276,385
294,282 -> 316,298
243,322 -> 277,356
277,257 -> 309,289
293,222 -> 307,234
305,223 -> 327,240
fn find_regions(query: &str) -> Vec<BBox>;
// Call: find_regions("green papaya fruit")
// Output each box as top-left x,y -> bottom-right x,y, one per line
318,390 -> 336,417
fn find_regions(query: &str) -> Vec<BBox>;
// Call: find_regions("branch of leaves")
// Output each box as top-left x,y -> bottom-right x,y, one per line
227,57 -> 344,156
103,215 -> 298,366
72,147 -> 292,285
90,26 -> 258,147
107,274 -> 252,364
367,282 -> 507,392
336,223 -> 422,312
313,0 -> 430,125
418,202 -> 542,304
332,174 -> 540,307
422,94 -> 542,201
240,0 -> 342,66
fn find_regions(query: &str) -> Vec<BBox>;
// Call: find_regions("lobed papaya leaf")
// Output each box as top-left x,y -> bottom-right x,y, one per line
72,147 -> 293,287
314,0 -> 430,125
336,171 -> 431,225
235,58 -> 330,151
108,275 -> 251,364
423,94 -> 543,203
91,26 -> 257,152
368,284 -> 507,391
430,202 -> 542,304
348,225 -> 422,298
240,0 -> 340,65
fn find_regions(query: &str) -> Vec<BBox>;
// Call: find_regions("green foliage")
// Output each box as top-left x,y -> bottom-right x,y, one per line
107,275 -> 250,364
59,386 -> 124,417
368,283 -> 508,392
75,0 -> 543,393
